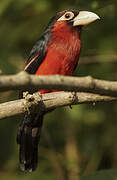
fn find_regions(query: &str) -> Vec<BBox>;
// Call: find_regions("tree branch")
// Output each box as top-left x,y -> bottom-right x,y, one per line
0,72 -> 117,96
0,91 -> 116,120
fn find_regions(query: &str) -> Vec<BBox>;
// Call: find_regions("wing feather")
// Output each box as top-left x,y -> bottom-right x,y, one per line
25,37 -> 47,74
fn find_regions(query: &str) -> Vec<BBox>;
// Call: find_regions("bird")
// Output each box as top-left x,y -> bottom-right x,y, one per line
17,9 -> 100,172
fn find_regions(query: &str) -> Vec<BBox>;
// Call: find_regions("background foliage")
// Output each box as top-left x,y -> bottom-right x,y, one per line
0,0 -> 117,179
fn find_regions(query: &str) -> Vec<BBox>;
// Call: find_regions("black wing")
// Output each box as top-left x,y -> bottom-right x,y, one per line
19,37 -> 46,98
24,20 -> 54,74
25,36 -> 47,74
19,31 -> 51,98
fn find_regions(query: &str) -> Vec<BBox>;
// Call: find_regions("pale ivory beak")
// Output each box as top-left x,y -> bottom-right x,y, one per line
73,11 -> 100,26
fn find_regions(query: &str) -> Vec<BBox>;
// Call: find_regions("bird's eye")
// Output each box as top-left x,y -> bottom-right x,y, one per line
64,12 -> 74,20
65,13 -> 71,19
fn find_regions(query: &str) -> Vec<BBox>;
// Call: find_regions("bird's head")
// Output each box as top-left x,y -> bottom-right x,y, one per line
45,9 -> 100,36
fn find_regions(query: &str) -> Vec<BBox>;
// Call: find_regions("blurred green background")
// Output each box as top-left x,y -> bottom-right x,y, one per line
0,0 -> 117,180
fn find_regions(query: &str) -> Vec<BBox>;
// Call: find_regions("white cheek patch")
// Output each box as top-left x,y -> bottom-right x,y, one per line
57,11 -> 74,21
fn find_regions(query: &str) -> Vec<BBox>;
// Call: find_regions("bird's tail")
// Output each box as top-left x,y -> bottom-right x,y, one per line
17,114 -> 43,172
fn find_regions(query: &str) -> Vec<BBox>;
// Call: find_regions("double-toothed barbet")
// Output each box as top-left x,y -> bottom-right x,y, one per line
17,9 -> 100,172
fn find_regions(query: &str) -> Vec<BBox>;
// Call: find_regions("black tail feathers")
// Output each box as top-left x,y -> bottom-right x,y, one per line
17,114 -> 43,172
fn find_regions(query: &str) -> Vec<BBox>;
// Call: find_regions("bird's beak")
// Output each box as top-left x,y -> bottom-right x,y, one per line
73,11 -> 100,26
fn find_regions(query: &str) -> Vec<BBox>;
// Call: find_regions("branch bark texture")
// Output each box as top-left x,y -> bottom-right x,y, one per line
0,71 -> 117,97
0,92 -> 116,120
